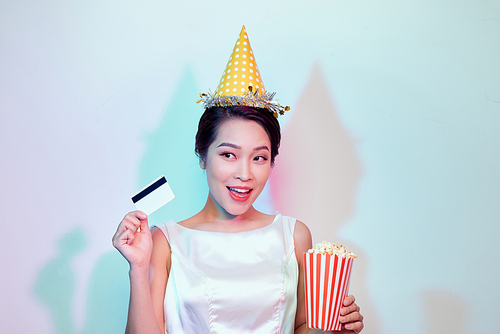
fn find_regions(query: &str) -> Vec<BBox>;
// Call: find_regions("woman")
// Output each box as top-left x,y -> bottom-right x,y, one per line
113,26 -> 364,334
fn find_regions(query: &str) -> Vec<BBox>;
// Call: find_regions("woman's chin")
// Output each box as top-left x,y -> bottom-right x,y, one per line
209,191 -> 259,217
224,204 -> 253,217
224,196 -> 261,216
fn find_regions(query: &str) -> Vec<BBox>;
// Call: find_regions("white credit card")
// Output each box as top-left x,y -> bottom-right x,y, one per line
131,176 -> 175,215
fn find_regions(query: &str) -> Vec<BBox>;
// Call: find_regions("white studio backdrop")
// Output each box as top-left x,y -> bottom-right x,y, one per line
1,1 -> 499,333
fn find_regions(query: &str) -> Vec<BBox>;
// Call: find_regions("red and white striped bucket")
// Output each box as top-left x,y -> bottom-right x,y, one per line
303,252 -> 354,331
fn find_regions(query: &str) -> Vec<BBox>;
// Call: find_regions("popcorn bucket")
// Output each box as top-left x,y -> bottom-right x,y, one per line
303,252 -> 354,331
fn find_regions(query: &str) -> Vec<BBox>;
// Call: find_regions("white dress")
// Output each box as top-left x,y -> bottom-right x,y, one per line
154,213 -> 299,334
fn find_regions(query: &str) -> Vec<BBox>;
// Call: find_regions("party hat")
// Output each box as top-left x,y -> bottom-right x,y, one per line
198,25 -> 289,118
214,25 -> 266,96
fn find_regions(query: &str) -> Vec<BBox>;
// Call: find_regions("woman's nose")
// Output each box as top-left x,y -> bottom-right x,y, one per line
234,160 -> 252,181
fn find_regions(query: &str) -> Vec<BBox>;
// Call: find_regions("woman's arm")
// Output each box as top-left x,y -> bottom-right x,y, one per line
112,211 -> 169,334
293,220 -> 364,334
149,227 -> 171,333
125,264 -> 163,334
293,220 -> 313,333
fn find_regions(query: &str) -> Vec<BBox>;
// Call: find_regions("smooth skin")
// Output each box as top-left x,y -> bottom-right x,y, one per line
113,119 -> 364,334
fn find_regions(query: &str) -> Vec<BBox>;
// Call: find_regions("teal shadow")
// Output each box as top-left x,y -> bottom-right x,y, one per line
81,251 -> 129,334
80,65 -> 208,332
33,227 -> 86,334
138,65 -> 208,226
34,228 -> 130,334
34,66 -> 207,333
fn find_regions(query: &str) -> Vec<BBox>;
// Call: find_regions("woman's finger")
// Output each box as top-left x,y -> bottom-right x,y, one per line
113,220 -> 138,244
139,217 -> 150,235
122,219 -> 140,232
343,295 -> 356,306
134,210 -> 147,221
126,211 -> 148,233
340,302 -> 359,316
344,317 -> 364,332
113,211 -> 147,240
113,228 -> 136,248
339,311 -> 364,324
124,212 -> 143,228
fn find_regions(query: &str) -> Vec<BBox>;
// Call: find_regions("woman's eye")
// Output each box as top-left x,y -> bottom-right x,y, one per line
220,152 -> 235,159
254,155 -> 268,162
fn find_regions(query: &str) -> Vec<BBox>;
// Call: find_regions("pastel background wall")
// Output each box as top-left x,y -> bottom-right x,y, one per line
1,1 -> 499,333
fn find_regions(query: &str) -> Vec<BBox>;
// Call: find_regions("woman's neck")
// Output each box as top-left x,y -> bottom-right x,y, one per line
178,195 -> 273,232
201,195 -> 259,222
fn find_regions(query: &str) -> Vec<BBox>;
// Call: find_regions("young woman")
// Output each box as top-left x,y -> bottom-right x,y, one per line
113,106 -> 364,333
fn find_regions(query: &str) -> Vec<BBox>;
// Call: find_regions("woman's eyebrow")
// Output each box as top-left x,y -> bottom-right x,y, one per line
217,142 -> 269,152
253,145 -> 269,151
217,142 -> 241,149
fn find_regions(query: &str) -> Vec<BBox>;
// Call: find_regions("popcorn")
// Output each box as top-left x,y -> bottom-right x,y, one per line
303,241 -> 356,331
307,241 -> 357,258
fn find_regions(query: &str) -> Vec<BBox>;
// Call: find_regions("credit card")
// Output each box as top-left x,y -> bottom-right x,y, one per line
131,176 -> 175,215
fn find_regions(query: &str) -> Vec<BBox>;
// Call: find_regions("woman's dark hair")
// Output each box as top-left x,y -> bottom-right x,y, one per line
195,106 -> 281,166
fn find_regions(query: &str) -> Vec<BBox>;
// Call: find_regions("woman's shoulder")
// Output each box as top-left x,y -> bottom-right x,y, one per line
277,214 -> 311,238
292,219 -> 312,254
151,225 -> 171,256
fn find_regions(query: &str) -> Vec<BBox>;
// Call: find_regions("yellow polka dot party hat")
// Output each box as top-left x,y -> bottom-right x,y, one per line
198,25 -> 289,118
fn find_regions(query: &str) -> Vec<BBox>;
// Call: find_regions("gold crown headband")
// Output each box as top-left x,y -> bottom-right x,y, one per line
197,26 -> 289,118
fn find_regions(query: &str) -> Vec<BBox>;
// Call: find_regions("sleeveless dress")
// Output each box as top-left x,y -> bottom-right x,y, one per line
154,213 -> 299,334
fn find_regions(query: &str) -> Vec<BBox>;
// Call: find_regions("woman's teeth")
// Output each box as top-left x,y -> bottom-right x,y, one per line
227,187 -> 251,196
228,187 -> 250,194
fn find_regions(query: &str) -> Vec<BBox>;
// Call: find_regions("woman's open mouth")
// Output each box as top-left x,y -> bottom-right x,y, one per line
227,186 -> 252,202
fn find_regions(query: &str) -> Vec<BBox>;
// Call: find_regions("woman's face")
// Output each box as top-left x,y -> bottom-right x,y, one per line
204,119 -> 272,216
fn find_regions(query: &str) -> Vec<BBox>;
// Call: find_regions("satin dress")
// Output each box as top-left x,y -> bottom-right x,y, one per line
155,213 -> 299,334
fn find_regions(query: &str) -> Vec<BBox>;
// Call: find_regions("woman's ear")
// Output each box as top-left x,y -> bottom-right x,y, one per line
199,159 -> 206,169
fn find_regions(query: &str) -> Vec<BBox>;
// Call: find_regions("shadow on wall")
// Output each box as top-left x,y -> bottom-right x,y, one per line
33,227 -> 130,334
137,65 -> 207,226
270,62 -> 380,334
33,227 -> 87,334
422,290 -> 469,334
34,64 -> 382,333
33,66 -> 207,333
80,252 -> 130,333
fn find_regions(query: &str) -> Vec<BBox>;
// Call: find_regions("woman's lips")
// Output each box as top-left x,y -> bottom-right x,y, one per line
227,186 -> 252,202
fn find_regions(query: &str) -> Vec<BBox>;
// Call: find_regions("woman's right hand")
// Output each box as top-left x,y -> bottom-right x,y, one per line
112,210 -> 153,270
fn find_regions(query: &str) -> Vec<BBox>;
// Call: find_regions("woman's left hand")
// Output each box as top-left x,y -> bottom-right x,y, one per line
338,295 -> 364,333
